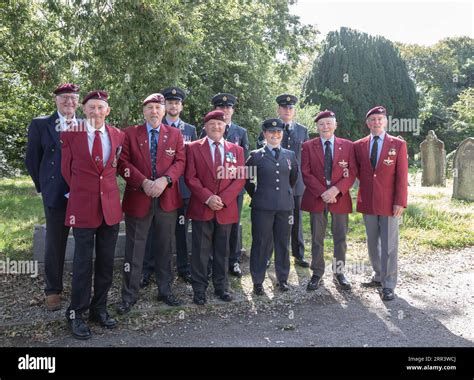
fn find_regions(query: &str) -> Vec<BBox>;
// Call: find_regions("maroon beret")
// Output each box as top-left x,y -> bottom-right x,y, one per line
143,93 -> 165,106
53,83 -> 80,95
204,110 -> 225,123
82,90 -> 108,105
315,110 -> 336,123
366,106 -> 386,119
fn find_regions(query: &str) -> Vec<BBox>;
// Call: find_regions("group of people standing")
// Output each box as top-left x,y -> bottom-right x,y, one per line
25,83 -> 408,340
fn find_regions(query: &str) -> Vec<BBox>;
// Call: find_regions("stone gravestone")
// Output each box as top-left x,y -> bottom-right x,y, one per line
453,137 -> 474,201
420,130 -> 446,186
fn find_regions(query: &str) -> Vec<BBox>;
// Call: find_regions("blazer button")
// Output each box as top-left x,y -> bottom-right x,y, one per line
276,163 -> 280,166
276,187 -> 280,190
101,191 -> 104,195
276,171 -> 279,174
100,176 -> 103,180
276,179 -> 280,182
374,174 -> 377,177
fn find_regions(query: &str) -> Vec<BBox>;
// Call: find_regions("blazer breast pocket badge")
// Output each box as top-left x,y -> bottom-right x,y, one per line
338,160 -> 348,168
165,147 -> 176,157
388,148 -> 397,156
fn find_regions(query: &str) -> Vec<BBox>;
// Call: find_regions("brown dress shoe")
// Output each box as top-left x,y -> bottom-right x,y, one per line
45,294 -> 61,311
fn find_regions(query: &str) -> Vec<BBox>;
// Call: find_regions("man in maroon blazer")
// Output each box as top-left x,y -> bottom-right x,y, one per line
354,106 -> 408,301
116,93 -> 185,314
61,90 -> 124,340
301,110 -> 356,291
185,110 -> 245,305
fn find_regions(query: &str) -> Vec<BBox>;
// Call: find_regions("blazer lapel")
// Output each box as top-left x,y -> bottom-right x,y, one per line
156,123 -> 168,165
137,124 -> 152,175
47,111 -> 60,145
314,138 -> 325,167
375,133 -> 392,171
199,138 -> 215,178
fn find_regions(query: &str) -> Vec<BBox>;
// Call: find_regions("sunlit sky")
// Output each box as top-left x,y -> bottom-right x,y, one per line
290,0 -> 473,46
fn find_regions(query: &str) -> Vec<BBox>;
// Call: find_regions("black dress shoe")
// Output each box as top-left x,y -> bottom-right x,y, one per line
193,291 -> 207,305
214,291 -> 233,302
157,294 -> 182,307
294,258 -> 310,268
68,317 -> 92,340
334,273 -> 351,290
362,279 -> 382,288
278,281 -> 290,292
381,288 -> 395,301
116,301 -> 133,315
89,311 -> 117,329
253,284 -> 265,296
140,273 -> 152,288
178,272 -> 193,284
229,262 -> 242,278
307,274 -> 322,291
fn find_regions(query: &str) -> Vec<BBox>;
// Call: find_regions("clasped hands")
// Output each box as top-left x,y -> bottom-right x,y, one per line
142,177 -> 168,198
321,186 -> 340,204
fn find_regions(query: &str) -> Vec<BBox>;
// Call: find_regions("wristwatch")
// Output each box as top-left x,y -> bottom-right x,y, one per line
165,175 -> 172,187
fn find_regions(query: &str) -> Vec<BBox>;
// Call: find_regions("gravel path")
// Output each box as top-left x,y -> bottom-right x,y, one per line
1,247 -> 472,347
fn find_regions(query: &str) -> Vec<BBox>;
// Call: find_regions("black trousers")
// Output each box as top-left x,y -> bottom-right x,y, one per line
43,205 -> 70,295
67,220 -> 119,318
142,198 -> 190,276
121,199 -> 177,303
191,219 -> 231,294
250,209 -> 291,285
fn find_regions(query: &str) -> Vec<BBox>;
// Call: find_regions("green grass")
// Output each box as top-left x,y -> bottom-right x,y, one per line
1,176 -> 473,261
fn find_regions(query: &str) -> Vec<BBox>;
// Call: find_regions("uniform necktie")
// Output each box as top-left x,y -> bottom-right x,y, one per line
224,125 -> 229,140
92,130 -> 103,172
273,147 -> 280,160
150,129 -> 158,179
213,141 -> 222,175
324,140 -> 332,185
370,135 -> 379,170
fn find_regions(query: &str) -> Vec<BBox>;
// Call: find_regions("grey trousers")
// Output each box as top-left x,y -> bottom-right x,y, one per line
363,214 -> 399,289
310,211 -> 348,277
121,199 -> 177,303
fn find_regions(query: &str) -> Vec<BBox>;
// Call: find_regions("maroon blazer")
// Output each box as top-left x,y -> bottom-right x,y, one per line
301,137 -> 356,214
61,124 -> 125,228
185,138 -> 245,224
354,133 -> 408,216
118,123 -> 185,218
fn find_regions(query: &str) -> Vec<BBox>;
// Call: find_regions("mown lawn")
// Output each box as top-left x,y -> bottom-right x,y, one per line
1,175 -> 473,261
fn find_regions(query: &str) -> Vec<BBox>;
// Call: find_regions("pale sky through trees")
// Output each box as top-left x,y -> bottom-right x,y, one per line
290,0 -> 473,46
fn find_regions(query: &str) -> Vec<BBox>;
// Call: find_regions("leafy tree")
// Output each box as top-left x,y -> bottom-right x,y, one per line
303,27 -> 418,150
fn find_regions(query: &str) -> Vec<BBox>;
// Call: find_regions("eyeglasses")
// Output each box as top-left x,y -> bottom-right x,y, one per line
58,95 -> 79,103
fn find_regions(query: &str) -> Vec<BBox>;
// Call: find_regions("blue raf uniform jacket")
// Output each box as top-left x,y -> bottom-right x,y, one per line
257,121 -> 308,197
166,118 -> 198,199
245,146 -> 298,211
25,111 -> 70,208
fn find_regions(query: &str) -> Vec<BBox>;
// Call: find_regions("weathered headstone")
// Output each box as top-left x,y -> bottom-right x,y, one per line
420,130 -> 446,186
453,137 -> 474,201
